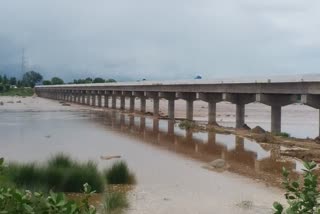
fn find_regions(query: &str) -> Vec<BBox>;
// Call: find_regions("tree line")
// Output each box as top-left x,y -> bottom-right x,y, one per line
0,70 -> 117,92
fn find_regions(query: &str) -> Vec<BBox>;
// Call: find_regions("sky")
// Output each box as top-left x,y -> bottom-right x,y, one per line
0,0 -> 320,82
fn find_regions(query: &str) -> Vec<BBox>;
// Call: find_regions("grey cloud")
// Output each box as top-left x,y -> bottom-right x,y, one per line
0,0 -> 320,81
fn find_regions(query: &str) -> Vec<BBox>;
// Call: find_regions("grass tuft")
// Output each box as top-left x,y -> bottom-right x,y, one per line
104,192 -> 129,213
104,161 -> 136,185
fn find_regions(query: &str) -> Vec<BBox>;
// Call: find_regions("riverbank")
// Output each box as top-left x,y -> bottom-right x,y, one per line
0,96 -> 284,213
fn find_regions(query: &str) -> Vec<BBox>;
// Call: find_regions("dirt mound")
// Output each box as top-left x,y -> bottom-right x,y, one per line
242,124 -> 251,130
314,136 -> 320,144
251,126 -> 266,134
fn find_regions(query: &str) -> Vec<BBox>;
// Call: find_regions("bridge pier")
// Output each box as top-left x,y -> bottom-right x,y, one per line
199,93 -> 222,125
302,94 -> 320,136
223,93 -> 255,128
97,94 -> 102,107
130,97 -> 135,112
146,92 -> 160,117
112,95 -> 117,109
256,94 -> 298,134
160,92 -> 176,120
120,96 -> 125,110
104,95 -> 109,108
92,92 -> 96,107
177,92 -> 196,121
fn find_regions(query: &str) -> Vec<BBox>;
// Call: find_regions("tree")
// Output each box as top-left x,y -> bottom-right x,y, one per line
93,77 -> 105,83
106,78 -> 116,83
3,75 -> 8,84
42,80 -> 52,85
51,77 -> 64,85
22,71 -> 43,88
0,75 -> 2,83
85,77 -> 93,83
9,77 -> 17,86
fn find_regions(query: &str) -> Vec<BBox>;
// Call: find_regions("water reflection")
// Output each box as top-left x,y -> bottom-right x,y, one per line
95,111 -> 300,186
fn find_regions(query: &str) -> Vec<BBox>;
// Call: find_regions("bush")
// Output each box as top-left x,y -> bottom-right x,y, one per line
104,161 -> 136,185
4,154 -> 105,193
273,161 -> 320,213
275,132 -> 290,138
178,120 -> 197,130
103,192 -> 129,213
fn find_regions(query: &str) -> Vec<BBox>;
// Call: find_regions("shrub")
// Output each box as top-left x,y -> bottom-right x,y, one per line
4,154 -> 105,193
103,192 -> 129,213
178,120 -> 197,130
104,161 -> 136,185
273,161 -> 320,213
275,132 -> 290,138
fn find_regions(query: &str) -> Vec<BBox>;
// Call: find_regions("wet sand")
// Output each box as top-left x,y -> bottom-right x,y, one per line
0,96 -> 285,213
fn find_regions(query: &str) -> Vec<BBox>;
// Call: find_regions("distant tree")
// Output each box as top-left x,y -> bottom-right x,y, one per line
17,80 -> 22,88
3,75 -> 8,84
106,78 -> 116,83
9,77 -> 17,86
42,80 -> 52,85
22,71 -> 43,88
85,77 -> 93,83
51,77 -> 64,85
0,75 -> 2,83
93,77 -> 105,83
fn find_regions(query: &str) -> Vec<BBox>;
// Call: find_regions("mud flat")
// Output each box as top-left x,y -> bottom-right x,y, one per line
0,96 -> 285,213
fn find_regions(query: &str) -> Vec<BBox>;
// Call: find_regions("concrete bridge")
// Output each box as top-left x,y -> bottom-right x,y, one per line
35,80 -> 320,135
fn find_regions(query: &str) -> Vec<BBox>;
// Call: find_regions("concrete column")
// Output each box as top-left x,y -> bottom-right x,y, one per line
120,96 -> 125,110
186,99 -> 194,121
130,97 -> 135,112
271,105 -> 281,133
208,101 -> 217,125
112,96 -> 117,109
168,120 -> 174,135
236,103 -> 245,128
153,97 -> 159,117
92,94 -> 96,106
86,94 -> 90,105
153,119 -> 159,133
140,97 -> 146,113
104,95 -> 109,108
97,95 -> 102,107
168,99 -> 175,120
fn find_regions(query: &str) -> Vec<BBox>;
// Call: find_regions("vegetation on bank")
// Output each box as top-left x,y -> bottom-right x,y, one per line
0,154 -> 135,213
104,161 -> 136,185
0,87 -> 34,96
273,161 -> 320,213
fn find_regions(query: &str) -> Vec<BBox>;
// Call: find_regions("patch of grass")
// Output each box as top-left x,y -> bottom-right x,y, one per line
275,132 -> 290,138
0,88 -> 34,96
178,120 -> 197,130
104,161 -> 136,185
5,154 -> 105,193
103,192 -> 129,213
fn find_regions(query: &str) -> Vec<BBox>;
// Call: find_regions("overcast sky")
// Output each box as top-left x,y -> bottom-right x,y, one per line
0,0 -> 319,81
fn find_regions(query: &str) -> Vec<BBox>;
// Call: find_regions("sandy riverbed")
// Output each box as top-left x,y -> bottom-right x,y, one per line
0,96 -> 286,213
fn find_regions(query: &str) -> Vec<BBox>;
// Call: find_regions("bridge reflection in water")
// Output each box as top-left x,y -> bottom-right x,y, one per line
93,111 -> 299,186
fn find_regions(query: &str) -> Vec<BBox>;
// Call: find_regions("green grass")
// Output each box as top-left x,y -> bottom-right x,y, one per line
4,154 -> 105,193
275,132 -> 291,138
104,161 -> 136,185
103,192 -> 129,214
0,88 -> 34,96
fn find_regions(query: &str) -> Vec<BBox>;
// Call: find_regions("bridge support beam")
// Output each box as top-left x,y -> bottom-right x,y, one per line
302,94 -> 320,136
133,92 -> 146,113
97,94 -> 102,107
256,94 -> 298,134
177,92 -> 197,121
91,92 -> 96,107
223,93 -> 255,128
199,93 -> 222,125
160,92 -> 176,120
146,92 -> 160,117
120,96 -> 125,110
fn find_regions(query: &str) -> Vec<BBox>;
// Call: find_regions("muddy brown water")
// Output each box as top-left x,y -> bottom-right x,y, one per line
0,108 -> 301,185
0,109 -> 295,213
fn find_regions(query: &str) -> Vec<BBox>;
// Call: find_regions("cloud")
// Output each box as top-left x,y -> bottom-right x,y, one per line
0,0 -> 320,81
